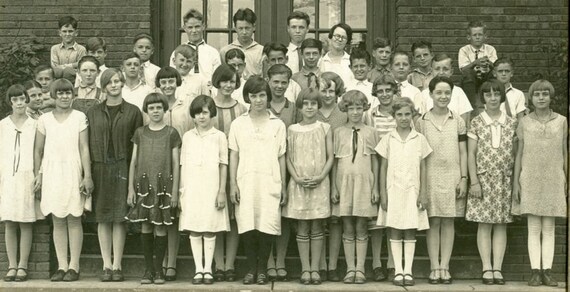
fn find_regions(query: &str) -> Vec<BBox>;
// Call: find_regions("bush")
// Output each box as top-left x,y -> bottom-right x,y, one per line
0,38 -> 47,119
533,38 -> 568,117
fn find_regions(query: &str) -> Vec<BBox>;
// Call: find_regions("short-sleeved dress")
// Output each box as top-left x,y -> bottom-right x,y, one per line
125,125 -> 182,225
416,110 -> 466,218
0,117 -> 44,222
375,129 -> 432,230
228,111 -> 286,235
38,110 -> 88,218
282,121 -> 331,220
466,112 -> 517,223
515,112 -> 567,218
333,124 -> 379,217
179,127 -> 230,233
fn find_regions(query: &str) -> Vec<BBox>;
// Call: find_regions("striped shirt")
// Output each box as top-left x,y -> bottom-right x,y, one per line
365,107 -> 397,140
214,100 -> 248,137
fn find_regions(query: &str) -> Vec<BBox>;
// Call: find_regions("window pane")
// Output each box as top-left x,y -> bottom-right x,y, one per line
319,0 -> 341,28
319,33 -> 330,54
233,0 -> 255,14
350,32 -> 365,47
206,0 -> 229,28
181,0 -> 202,23
345,0 -> 366,28
293,0 -> 315,29
207,33 -> 230,51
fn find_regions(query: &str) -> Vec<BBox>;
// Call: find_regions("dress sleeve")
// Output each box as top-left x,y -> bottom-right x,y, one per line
228,119 -> 239,152
420,134 -> 433,159
170,127 -> 182,148
131,127 -> 141,144
457,115 -> 467,135
467,117 -> 479,141
276,120 -> 287,157
219,132 -> 229,165
516,117 -> 525,141
375,134 -> 389,159
364,127 -> 380,155
77,111 -> 88,132
37,115 -> 46,135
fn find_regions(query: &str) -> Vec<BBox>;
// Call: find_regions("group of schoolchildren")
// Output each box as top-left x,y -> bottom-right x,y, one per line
0,7 -> 566,289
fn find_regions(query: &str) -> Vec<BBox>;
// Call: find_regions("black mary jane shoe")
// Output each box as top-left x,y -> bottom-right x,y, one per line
3,268 -> 17,282
242,272 -> 255,285
191,272 -> 203,285
482,270 -> 494,285
203,272 -> 214,285
493,270 -> 505,285
164,267 -> 177,281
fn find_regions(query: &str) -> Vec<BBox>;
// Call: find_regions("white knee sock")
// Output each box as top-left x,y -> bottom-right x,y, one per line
190,235 -> 204,273
527,216 -> 542,269
541,217 -> 555,269
203,236 -> 216,274
390,239 -> 403,275
403,240 -> 416,275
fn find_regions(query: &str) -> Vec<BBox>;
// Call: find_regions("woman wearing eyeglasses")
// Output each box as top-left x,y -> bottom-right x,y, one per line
319,23 -> 354,84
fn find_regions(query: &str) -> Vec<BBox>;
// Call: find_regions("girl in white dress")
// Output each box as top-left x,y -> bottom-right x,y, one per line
179,95 -> 230,285
1,85 -> 44,282
375,97 -> 432,286
34,79 -> 93,282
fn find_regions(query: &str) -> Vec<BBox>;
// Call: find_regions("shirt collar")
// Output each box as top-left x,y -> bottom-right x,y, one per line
190,126 -> 217,137
243,110 -> 280,120
186,40 -> 205,47
388,128 -> 420,143
412,68 -> 433,76
79,83 -> 96,90
101,100 -> 126,113
300,67 -> 320,76
288,43 -> 300,51
59,42 -> 79,50
322,51 -> 350,62
505,83 -> 513,92
423,109 -> 454,120
469,44 -> 486,53
142,61 -> 151,68
231,39 -> 259,50
480,111 -> 507,126
124,80 -> 144,91
26,107 -> 42,117
372,107 -> 393,117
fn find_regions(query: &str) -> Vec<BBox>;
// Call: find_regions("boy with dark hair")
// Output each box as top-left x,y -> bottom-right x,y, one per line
346,48 -> 375,106
286,11 -> 311,74
262,42 -> 302,102
291,39 -> 322,90
367,37 -> 392,83
50,16 -> 86,81
408,40 -> 435,91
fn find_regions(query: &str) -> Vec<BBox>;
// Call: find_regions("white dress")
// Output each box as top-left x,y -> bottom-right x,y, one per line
228,112 -> 286,235
38,110 -> 88,218
375,129 -> 432,230
0,117 -> 44,222
179,127 -> 230,233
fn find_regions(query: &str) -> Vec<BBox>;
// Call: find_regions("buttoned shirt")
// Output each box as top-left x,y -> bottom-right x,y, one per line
367,65 -> 391,83
220,40 -> 264,80
141,61 -> 161,89
458,44 -> 497,70
50,42 -> 86,70
407,68 -> 435,92
286,42 -> 302,74
502,84 -> 526,117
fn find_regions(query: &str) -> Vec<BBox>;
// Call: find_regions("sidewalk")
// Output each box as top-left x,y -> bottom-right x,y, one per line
0,277 -> 566,292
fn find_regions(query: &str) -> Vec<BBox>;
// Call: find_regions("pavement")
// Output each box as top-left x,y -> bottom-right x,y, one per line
0,277 -> 566,292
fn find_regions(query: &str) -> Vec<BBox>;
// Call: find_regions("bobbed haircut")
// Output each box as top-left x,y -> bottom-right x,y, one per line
372,37 -> 392,50
34,64 -> 53,77
174,44 -> 196,60
479,79 -> 506,104
233,8 -> 256,25
328,23 -> 353,45
263,42 -> 288,56
243,75 -> 272,105
287,11 -> 310,26
50,79 -> 74,99
132,32 -> 154,45
428,76 -> 454,93
372,74 -> 398,97
493,57 -> 514,69
528,79 -> 555,98
300,38 -> 323,53
225,48 -> 245,63
350,48 -> 371,65
320,71 -> 346,97
411,40 -> 432,54
189,94 -> 217,118
78,55 -> 100,71
212,64 -> 240,89
338,89 -> 370,112
100,68 -> 125,90
391,96 -> 417,116
390,50 -> 410,65
183,9 -> 204,24
58,16 -> 78,29
23,80 -> 42,92
295,87 -> 323,109
86,36 -> 106,52
267,64 -> 292,80
142,92 -> 169,113
155,67 -> 182,88
6,84 -> 30,105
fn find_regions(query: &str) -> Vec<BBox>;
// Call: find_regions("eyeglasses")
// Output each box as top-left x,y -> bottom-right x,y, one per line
332,34 -> 347,41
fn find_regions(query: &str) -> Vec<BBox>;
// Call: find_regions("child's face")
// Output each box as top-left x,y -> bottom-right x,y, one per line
302,48 -> 320,68
372,46 -> 391,67
79,61 -> 99,86
122,57 -> 142,79
429,82 -> 452,109
88,48 -> 107,65
59,24 -> 77,44
184,18 -> 205,44
159,78 -> 178,97
483,88 -> 502,111
531,89 -> 551,110
27,87 -> 44,111
248,91 -> 269,112
235,20 -> 254,44
374,84 -> 395,107
287,18 -> 309,45
468,27 -> 486,48
301,99 -> 319,120
193,105 -> 213,129
391,54 -> 411,82
54,89 -> 74,109
432,59 -> 453,78
147,102 -> 165,123
105,73 -> 124,97
413,47 -> 433,69
330,27 -> 348,51
35,70 -> 54,94
267,50 -> 287,66
347,104 -> 365,124
394,105 -> 413,129
227,57 -> 246,77
10,95 -> 28,113
319,80 -> 337,106
493,63 -> 513,85
133,38 -> 154,62
268,73 -> 290,98
350,58 -> 371,81
173,53 -> 195,77
218,75 -> 237,96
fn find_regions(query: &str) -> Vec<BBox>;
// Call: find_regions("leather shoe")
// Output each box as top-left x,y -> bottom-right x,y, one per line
481,270 -> 493,285
528,269 -> 541,286
541,269 -> 558,287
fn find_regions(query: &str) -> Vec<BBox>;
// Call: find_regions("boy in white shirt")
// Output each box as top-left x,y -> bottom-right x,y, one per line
493,57 -> 526,119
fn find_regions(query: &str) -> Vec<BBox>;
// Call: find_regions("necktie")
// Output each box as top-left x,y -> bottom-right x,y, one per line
297,47 -> 303,71
13,129 -> 21,175
307,72 -> 316,89
193,42 -> 202,74
139,64 -> 146,85
475,49 -> 479,60
351,127 -> 360,163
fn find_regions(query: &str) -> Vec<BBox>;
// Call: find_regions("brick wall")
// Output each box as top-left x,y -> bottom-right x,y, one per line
0,221 -> 51,279
395,0 -> 568,92
0,0 -> 152,67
